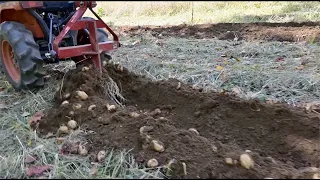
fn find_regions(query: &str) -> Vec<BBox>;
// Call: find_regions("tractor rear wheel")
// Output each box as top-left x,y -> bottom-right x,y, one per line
0,21 -> 45,90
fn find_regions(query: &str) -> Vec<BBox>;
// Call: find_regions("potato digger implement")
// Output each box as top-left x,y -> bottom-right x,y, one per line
0,1 -> 120,90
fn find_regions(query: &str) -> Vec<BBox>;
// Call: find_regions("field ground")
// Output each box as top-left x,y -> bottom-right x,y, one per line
1,4 -> 320,179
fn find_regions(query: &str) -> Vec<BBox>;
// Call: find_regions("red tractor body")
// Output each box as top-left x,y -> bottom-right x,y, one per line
0,1 -> 120,89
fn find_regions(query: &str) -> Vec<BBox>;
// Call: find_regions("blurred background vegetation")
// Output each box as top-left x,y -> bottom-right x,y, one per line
84,1 -> 320,26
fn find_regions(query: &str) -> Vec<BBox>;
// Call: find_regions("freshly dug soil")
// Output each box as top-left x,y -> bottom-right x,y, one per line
119,22 -> 320,42
39,64 -> 320,179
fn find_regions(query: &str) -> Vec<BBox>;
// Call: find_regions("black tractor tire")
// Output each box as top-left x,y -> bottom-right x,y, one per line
0,21 -> 45,90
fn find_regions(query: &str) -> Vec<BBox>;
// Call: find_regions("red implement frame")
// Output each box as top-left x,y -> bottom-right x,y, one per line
53,1 -> 119,72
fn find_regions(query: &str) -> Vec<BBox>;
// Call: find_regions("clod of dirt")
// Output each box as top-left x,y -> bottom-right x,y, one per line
25,155 -> 37,164
130,112 -> 140,118
28,111 -> 44,129
97,150 -> 106,162
240,153 -> 254,169
118,65 -> 124,72
56,137 -> 65,145
72,103 -> 82,110
147,158 -> 159,168
151,140 -> 165,152
78,144 -> 88,156
58,125 -> 69,134
26,165 -> 51,177
67,120 -> 77,129
61,141 -> 79,154
188,128 -> 199,135
88,105 -> 97,111
153,108 -> 161,115
211,144 -> 218,152
90,164 -> 98,176
82,67 -> 89,72
68,111 -> 75,117
76,91 -> 88,100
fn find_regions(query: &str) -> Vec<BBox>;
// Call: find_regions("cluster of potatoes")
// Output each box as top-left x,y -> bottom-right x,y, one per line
56,66 -> 119,160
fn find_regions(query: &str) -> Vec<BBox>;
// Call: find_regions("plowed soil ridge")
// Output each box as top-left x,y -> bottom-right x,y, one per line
39,64 -> 320,179
120,22 -> 320,42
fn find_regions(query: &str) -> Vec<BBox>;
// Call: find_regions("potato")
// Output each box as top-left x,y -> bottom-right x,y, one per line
313,173 -> 320,179
107,104 -> 117,112
97,150 -> 106,162
78,144 -> 88,156
76,91 -> 88,100
82,66 -> 89,72
240,153 -> 254,169
61,100 -> 69,106
73,103 -> 82,110
67,120 -> 78,129
139,126 -> 154,135
130,112 -> 140,118
147,158 -> 159,168
63,93 -> 71,99
59,125 -> 69,134
88,105 -> 97,111
188,128 -> 199,135
225,158 -> 233,165
151,140 -> 165,152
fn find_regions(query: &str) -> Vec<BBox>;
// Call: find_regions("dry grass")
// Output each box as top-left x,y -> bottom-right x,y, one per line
84,1 -> 320,26
111,34 -> 320,105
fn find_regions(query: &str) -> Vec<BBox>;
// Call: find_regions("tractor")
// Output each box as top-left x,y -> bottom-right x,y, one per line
0,1 -> 120,90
